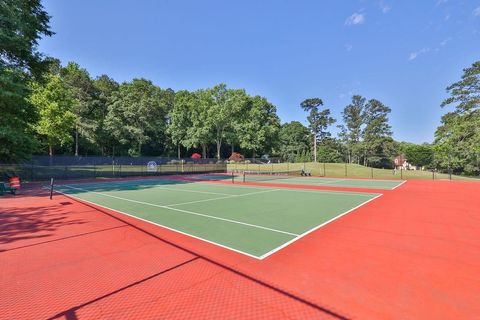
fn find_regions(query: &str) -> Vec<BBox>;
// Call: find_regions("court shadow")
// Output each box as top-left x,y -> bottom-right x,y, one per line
0,204 -> 88,250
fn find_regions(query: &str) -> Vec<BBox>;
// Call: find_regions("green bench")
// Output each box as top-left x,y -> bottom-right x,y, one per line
0,182 -> 16,195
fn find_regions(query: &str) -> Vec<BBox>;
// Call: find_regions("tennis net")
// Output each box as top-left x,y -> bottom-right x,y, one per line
242,170 -> 303,182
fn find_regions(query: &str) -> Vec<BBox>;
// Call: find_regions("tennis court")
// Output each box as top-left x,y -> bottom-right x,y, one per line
54,178 -> 381,259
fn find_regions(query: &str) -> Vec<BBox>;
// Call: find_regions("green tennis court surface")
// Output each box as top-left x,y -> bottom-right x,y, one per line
55,178 -> 381,259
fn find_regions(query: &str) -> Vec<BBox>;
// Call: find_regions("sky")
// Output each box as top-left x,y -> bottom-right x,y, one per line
38,0 -> 480,143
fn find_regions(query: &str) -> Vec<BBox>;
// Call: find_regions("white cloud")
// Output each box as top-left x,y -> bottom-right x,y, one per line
440,37 -> 451,46
409,48 -> 430,61
344,43 -> 353,51
379,1 -> 391,13
345,13 -> 365,26
436,0 -> 447,6
444,14 -> 450,21
474,6 -> 480,17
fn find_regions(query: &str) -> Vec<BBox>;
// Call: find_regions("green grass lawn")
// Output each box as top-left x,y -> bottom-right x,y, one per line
227,162 -> 479,181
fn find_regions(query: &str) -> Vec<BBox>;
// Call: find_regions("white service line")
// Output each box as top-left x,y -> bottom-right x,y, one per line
166,188 -> 281,207
61,185 -> 298,237
258,193 -> 384,259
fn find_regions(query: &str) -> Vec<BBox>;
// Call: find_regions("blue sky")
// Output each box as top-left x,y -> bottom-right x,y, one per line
38,0 -> 480,143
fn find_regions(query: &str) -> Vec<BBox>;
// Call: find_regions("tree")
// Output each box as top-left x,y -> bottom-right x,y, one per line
29,75 -> 76,156
237,96 -> 280,157
401,143 -> 434,168
435,61 -> 480,175
168,90 -> 195,158
300,98 -> 336,162
60,62 -> 98,156
317,138 -> 345,163
338,95 -> 366,163
278,121 -> 311,162
93,75 -> 119,155
206,84 -> 248,159
362,99 -> 393,166
0,0 -> 53,161
105,79 -> 169,156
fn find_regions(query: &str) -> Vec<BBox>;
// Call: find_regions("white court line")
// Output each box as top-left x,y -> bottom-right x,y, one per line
259,193 -> 384,259
61,185 -> 298,237
52,188 -> 264,260
166,189 -> 281,207
391,180 -> 407,190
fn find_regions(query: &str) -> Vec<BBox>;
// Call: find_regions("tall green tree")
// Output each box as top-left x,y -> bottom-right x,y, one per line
167,90 -> 195,158
300,98 -> 336,162
105,79 -> 169,156
278,121 -> 310,162
435,61 -> 480,174
362,99 -> 393,166
0,0 -> 53,161
186,89 -> 213,158
93,75 -> 119,155
400,142 -> 434,168
206,84 -> 248,159
60,62 -> 98,156
237,96 -> 280,157
29,75 -> 76,156
338,95 -> 366,163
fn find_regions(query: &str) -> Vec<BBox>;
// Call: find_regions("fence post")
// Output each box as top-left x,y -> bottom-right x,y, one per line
93,162 -> 96,179
344,162 -> 347,177
400,167 -> 403,180
371,167 -> 373,179
323,162 -> 326,177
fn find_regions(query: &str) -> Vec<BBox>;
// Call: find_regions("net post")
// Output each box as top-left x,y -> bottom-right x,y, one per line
243,172 -> 246,183
49,178 -> 54,200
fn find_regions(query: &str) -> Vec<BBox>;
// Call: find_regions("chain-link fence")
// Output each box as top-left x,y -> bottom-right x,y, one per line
0,156 -> 227,182
227,152 -> 479,181
1,152 -> 478,182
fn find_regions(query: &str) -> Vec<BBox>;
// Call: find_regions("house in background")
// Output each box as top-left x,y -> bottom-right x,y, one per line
394,154 -> 419,170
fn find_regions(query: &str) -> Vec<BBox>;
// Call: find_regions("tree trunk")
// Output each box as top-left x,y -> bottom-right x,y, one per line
231,144 -> 234,155
138,142 -> 142,155
177,144 -> 181,159
216,140 -> 221,159
49,144 -> 53,157
313,133 -> 317,162
75,125 -> 79,156
202,144 -> 206,159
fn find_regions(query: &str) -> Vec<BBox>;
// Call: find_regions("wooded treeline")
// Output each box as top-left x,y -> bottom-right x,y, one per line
1,1 -> 479,175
